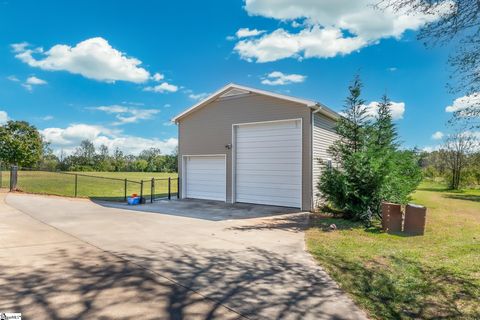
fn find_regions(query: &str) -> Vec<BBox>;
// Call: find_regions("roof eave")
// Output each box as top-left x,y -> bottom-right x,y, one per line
172,83 -> 339,123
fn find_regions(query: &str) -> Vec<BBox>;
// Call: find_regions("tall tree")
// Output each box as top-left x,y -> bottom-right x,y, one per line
443,129 -> 476,189
334,75 -> 369,155
73,139 -> 96,168
112,147 -> 125,172
139,148 -> 162,171
95,144 -> 112,171
0,120 -> 43,167
320,76 -> 378,221
319,77 -> 421,222
373,95 -> 398,151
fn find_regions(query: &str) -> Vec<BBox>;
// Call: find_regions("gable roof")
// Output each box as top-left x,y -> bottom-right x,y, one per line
172,83 -> 339,123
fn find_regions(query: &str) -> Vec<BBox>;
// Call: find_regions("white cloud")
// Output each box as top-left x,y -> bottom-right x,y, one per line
236,28 -> 266,38
93,105 -> 160,125
121,101 -> 144,106
8,75 -> 47,91
422,145 -> 441,153
26,76 -> 47,85
0,111 -> 9,124
164,103 -> 172,108
432,131 -> 444,140
21,84 -> 33,92
364,101 -> 405,120
387,67 -> 397,72
21,76 -> 47,92
188,92 -> 210,100
95,105 -> 129,113
7,75 -> 20,82
42,115 -> 54,121
144,82 -> 178,93
41,123 -> 177,155
41,124 -> 108,146
11,42 -> 29,53
152,72 -> 164,81
261,71 -> 306,85
445,93 -> 480,113
12,37 -> 150,83
291,21 -> 303,28
235,0 -> 450,62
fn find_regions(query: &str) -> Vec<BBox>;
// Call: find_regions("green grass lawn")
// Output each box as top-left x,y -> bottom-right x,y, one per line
306,181 -> 480,319
2,171 -> 178,201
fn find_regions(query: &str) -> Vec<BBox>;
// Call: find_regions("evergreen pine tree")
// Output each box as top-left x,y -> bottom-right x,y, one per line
319,77 -> 422,223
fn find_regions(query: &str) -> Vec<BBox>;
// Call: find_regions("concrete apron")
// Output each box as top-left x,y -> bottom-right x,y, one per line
2,192 -> 368,320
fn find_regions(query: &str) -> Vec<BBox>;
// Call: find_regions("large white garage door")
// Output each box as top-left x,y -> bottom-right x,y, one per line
235,119 -> 302,208
184,155 -> 226,201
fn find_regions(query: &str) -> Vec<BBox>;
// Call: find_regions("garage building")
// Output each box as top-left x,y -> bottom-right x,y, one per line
172,83 -> 339,211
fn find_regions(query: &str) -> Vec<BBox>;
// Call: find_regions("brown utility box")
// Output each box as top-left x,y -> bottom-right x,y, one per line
404,204 -> 427,236
381,202 -> 403,233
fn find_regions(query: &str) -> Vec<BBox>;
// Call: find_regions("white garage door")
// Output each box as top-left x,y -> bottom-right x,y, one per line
235,119 -> 302,208
184,155 -> 226,201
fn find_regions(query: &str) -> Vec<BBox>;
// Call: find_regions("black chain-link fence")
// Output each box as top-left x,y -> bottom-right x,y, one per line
5,167 -> 178,203
142,177 -> 180,203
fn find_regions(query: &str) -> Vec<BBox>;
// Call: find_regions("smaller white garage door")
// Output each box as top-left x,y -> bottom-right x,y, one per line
184,155 -> 226,201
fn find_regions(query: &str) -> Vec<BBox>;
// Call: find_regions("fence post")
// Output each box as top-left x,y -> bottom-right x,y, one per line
10,165 -> 18,191
124,179 -> 127,201
168,177 -> 171,200
177,177 -> 180,199
140,180 -> 144,203
151,178 -> 154,203
74,174 -> 78,197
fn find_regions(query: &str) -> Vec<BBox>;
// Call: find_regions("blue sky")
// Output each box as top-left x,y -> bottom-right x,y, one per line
0,0 -> 464,154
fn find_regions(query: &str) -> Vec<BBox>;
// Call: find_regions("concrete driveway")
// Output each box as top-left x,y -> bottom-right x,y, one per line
0,192 -> 367,320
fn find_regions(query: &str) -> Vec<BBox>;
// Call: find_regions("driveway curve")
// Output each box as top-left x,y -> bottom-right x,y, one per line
1,192 -> 367,320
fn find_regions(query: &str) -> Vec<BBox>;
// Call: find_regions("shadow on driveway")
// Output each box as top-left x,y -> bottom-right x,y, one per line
94,198 -> 302,221
0,243 -> 363,320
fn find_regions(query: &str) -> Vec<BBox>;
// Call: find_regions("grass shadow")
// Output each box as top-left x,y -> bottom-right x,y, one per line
443,194 -> 480,203
416,186 -> 449,192
312,254 -> 480,319
228,213 -> 308,232
309,214 -> 362,232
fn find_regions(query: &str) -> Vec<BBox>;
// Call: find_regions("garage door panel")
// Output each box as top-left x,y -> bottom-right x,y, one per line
237,184 -> 300,194
235,119 -> 302,208
188,163 -> 225,170
236,194 -> 299,208
236,158 -> 300,165
186,191 -> 225,201
186,186 -> 226,194
237,134 -> 301,143
237,163 -> 301,172
237,140 -> 300,148
185,156 -> 226,201
237,175 -> 301,185
237,170 -> 301,178
236,147 -> 302,155
186,173 -> 225,181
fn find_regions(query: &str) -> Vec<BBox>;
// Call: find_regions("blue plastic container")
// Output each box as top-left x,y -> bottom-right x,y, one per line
127,196 -> 140,205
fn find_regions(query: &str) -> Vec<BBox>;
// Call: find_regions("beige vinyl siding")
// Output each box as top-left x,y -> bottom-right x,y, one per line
312,112 -> 338,208
178,93 -> 312,210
